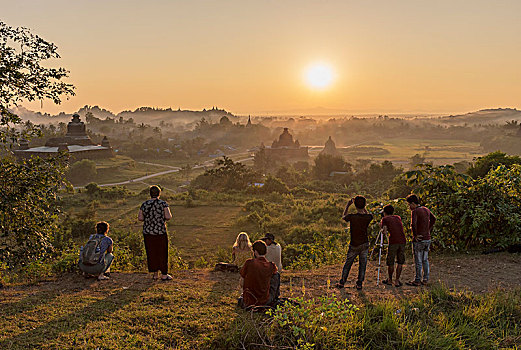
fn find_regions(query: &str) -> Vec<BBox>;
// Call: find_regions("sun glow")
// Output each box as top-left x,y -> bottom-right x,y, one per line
305,63 -> 334,89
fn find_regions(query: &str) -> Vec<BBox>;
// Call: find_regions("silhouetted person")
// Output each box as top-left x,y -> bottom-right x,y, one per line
138,185 -> 173,280
380,205 -> 406,287
336,195 -> 373,290
405,194 -> 436,286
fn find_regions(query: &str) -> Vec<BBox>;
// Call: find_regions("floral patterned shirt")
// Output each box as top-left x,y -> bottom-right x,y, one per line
140,198 -> 170,235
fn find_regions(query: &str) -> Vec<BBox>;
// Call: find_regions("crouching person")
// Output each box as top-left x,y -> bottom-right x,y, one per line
238,240 -> 280,309
79,221 -> 114,281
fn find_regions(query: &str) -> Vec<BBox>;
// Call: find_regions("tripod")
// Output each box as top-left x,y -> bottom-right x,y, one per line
370,229 -> 386,286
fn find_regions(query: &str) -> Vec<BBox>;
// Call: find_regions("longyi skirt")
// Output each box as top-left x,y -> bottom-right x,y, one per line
143,234 -> 169,274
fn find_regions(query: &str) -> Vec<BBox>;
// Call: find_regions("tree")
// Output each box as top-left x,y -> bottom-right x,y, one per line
467,151 -> 521,178
66,159 -> 97,184
0,22 -> 74,268
191,156 -> 259,191
0,155 -> 68,266
312,154 -> 352,180
409,153 -> 426,170
0,21 -> 74,148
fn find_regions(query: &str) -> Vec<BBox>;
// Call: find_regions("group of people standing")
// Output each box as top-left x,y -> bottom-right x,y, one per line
336,194 -> 435,290
78,185 -> 435,308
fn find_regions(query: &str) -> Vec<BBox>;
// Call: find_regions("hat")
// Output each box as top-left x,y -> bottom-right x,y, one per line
261,233 -> 275,241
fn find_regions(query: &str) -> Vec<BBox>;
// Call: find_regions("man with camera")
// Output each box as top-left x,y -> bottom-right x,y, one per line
405,194 -> 436,286
336,195 -> 373,290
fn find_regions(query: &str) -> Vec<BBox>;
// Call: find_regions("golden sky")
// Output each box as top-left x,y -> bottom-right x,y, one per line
3,0 -> 521,115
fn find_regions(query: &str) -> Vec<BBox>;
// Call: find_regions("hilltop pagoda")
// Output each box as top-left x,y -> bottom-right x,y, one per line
262,128 -> 308,161
320,136 -> 339,156
15,114 -> 114,160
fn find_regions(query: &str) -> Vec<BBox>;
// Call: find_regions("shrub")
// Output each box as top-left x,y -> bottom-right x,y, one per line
66,159 -> 97,184
0,156 -> 67,267
406,163 -> 521,249
262,176 -> 289,194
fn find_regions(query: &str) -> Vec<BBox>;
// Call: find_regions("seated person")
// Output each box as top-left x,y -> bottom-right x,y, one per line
262,233 -> 283,272
232,232 -> 253,269
239,240 -> 279,308
79,221 -> 114,281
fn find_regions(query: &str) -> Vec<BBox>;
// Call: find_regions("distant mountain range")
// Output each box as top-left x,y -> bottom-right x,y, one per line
439,108 -> 521,125
11,106 -> 521,126
12,105 -> 238,125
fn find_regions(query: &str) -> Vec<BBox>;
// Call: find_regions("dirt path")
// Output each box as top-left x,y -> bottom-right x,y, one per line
3,252 -> 519,303
281,252 -> 521,304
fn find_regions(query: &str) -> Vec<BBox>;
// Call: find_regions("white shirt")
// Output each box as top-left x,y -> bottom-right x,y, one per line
265,243 -> 282,272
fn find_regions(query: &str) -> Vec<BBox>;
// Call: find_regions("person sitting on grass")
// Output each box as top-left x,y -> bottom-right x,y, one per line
232,232 -> 253,269
380,204 -> 406,287
262,233 -> 283,273
405,194 -> 436,287
238,240 -> 279,309
79,221 -> 114,281
336,195 -> 373,290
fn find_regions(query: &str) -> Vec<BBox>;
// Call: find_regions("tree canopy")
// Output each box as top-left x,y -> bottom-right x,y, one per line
0,22 -> 74,267
0,21 -> 74,148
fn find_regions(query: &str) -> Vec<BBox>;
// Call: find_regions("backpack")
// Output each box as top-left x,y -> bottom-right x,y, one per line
81,235 -> 104,266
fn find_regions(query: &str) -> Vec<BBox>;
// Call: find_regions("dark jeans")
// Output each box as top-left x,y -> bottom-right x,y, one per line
413,240 -> 431,282
339,243 -> 369,286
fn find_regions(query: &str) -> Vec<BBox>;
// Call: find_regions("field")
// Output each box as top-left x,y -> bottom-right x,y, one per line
4,134 -> 518,349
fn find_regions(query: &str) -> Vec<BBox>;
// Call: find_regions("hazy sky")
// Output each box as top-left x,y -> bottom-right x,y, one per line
2,0 -> 521,115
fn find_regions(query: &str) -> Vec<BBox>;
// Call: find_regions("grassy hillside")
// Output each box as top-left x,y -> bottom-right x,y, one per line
1,253 -> 520,349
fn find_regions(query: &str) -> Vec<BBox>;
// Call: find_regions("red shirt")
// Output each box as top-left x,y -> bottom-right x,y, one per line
240,257 -> 277,307
380,215 -> 406,245
411,206 -> 436,240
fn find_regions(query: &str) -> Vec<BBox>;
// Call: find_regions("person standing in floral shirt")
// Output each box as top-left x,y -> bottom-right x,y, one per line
138,185 -> 173,280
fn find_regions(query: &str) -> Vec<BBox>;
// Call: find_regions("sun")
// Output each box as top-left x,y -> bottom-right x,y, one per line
305,63 -> 334,89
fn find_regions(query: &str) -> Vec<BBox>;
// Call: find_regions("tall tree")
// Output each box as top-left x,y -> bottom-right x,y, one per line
0,21 -> 74,268
0,21 -> 75,149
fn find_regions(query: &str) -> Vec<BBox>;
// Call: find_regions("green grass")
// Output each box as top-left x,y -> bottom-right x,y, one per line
214,284 -> 521,349
1,273 -> 519,349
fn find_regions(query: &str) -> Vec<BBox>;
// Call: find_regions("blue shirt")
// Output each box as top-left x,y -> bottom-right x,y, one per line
80,234 -> 113,264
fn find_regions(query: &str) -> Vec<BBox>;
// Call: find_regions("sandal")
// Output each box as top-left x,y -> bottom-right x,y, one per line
406,280 -> 421,286
161,274 -> 173,281
382,279 -> 392,286
394,281 -> 403,287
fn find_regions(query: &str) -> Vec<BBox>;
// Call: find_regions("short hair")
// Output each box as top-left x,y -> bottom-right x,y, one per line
354,195 -> 366,209
252,240 -> 267,255
406,194 -> 420,205
383,205 -> 394,215
96,221 -> 109,235
150,185 -> 161,198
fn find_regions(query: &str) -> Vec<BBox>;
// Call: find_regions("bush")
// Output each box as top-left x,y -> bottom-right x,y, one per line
0,156 -> 67,267
262,176 -> 289,194
66,159 -> 97,184
406,162 -> 521,249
